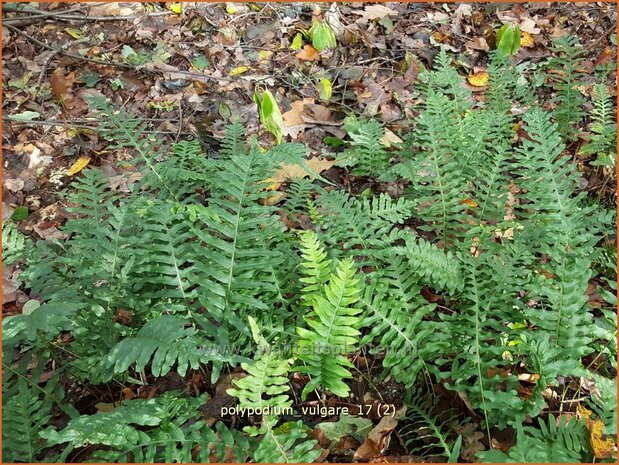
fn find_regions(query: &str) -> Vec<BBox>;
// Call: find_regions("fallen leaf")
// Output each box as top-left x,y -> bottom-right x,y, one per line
450,421 -> 485,461
380,128 -> 402,147
2,266 -> 19,305
114,309 -> 133,325
589,419 -> 615,458
594,47 -> 613,67
64,27 -> 83,39
271,157 -> 335,183
353,405 -> 406,461
521,31 -> 535,48
67,156 -> 91,176
519,18 -> 540,34
518,373 -> 540,382
295,45 -> 320,61
4,178 -> 24,193
461,198 -> 479,208
229,66 -> 249,76
465,36 -> 490,51
168,2 -> 182,14
467,71 -> 489,87
353,5 -> 399,24
8,111 -> 41,121
95,402 -> 117,413
50,70 -> 76,101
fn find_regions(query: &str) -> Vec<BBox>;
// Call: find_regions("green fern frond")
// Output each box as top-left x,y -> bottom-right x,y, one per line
284,178 -> 318,216
298,229 -> 333,306
2,302 -> 81,346
579,84 -> 617,169
296,232 -> 363,399
2,379 -> 54,462
89,97 -> 177,199
42,392 -> 252,463
401,393 -> 459,461
315,190 -> 413,265
105,315 -> 234,377
339,119 -> 391,177
131,200 -> 197,315
388,233 -> 462,293
190,143 -> 301,336
394,88 -> 470,245
477,414 -> 589,463
545,36 -> 586,140
228,318 -> 293,421
252,420 -> 322,463
220,121 -> 247,159
2,221 -> 30,265
360,281 -> 444,388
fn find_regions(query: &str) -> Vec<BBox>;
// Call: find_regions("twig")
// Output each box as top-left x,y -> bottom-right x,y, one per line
4,24 -> 134,69
585,25 -> 615,51
3,118 -> 179,136
3,6 -> 173,26
175,102 -> 183,143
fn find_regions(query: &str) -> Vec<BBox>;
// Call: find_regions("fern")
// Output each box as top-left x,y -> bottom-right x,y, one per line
314,189 -> 414,266
296,231 -> 363,399
41,392 -> 252,463
477,414 -> 589,462
89,97 -> 177,198
2,221 -> 30,265
386,232 -> 462,293
579,84 -> 617,170
2,378 -> 54,462
2,302 -> 81,346
394,87 -> 471,245
545,36 -> 586,140
220,121 -> 246,159
360,281 -> 444,388
105,315 -> 236,377
401,390 -> 462,461
515,108 -> 598,358
252,420 -> 321,463
190,142 -> 306,338
339,118 -> 391,177
284,178 -> 317,216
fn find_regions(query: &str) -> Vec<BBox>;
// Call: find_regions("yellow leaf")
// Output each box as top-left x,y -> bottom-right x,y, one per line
467,71 -> 489,87
521,31 -> 535,48
95,402 -> 116,413
261,191 -> 286,206
168,3 -> 182,14
259,50 -> 273,63
67,156 -> 91,176
460,198 -> 479,209
229,66 -> 249,76
589,419 -> 615,459
64,27 -> 83,39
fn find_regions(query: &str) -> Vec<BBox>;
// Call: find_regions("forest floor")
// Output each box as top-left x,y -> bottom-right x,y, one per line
2,2 -> 617,462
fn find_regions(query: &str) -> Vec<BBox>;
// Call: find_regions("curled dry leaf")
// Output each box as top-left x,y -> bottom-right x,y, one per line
353,405 -> 406,461
467,71 -> 489,87
295,44 -> 320,61
271,157 -> 336,184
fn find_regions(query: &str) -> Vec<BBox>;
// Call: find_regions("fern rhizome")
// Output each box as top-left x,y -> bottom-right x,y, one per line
3,45 -> 616,463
